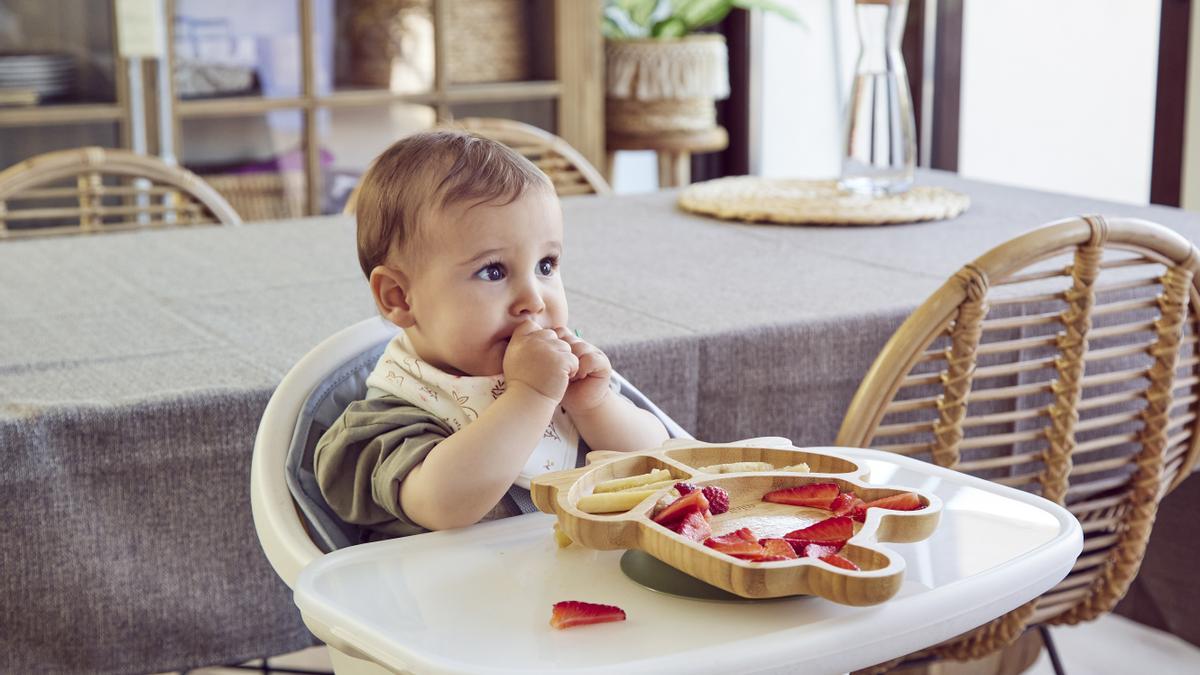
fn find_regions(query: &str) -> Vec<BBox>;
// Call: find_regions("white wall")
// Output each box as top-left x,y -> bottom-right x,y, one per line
616,0 -> 840,193
958,0 -> 1160,204
1184,0 -> 1200,211
757,0 -> 1166,209
759,0 -> 852,180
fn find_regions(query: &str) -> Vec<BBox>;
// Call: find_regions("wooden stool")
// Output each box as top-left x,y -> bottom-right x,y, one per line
606,126 -> 729,188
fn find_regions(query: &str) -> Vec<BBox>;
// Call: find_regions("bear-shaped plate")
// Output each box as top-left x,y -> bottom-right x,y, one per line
531,441 -> 941,605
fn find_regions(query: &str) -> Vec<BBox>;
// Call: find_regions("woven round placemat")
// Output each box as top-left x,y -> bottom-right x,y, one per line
678,177 -> 970,226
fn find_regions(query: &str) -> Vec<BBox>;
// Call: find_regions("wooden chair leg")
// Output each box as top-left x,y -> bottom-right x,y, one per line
670,151 -> 691,187
656,151 -> 693,188
656,152 -> 674,189
605,151 -> 617,186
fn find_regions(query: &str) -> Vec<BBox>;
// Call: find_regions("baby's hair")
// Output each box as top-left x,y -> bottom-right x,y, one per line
354,128 -> 553,278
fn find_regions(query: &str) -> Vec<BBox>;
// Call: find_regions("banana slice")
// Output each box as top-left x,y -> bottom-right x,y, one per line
696,461 -> 774,474
627,479 -> 677,492
592,468 -> 672,493
781,463 -> 810,473
577,488 -> 660,513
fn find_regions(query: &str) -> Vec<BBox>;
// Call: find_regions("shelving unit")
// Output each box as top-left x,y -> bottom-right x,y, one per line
0,0 -> 602,218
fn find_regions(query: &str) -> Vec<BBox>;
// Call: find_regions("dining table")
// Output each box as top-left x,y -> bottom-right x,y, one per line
3,169 -> 1199,673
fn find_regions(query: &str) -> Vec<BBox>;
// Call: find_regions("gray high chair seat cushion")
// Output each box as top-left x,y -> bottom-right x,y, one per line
285,340 -> 693,552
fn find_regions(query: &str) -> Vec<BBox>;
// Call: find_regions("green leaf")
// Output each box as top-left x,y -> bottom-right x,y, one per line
730,0 -> 805,26
651,16 -> 689,37
601,16 -> 625,39
603,6 -> 649,38
677,0 -> 734,30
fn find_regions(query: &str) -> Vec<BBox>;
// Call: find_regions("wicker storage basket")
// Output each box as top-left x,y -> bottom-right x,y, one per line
605,34 -> 729,135
444,0 -> 531,83
344,0 -> 528,89
205,171 -> 305,222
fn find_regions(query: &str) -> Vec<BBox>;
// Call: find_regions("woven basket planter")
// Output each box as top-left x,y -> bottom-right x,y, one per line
444,0 -> 530,83
345,0 -> 530,89
605,34 -> 730,135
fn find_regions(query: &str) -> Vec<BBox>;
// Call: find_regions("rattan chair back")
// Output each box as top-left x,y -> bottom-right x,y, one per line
838,215 -> 1200,660
455,117 -> 611,197
342,118 -> 612,215
0,146 -> 242,239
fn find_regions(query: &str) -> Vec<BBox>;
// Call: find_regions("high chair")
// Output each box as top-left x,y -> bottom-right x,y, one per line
250,316 -> 691,673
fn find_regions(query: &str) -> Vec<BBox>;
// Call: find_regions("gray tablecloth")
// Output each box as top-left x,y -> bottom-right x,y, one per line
3,170 -> 1200,673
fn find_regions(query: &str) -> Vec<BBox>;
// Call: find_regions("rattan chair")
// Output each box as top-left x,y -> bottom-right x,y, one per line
455,117 -> 611,197
837,216 -> 1200,672
0,146 -> 242,239
342,119 -> 611,214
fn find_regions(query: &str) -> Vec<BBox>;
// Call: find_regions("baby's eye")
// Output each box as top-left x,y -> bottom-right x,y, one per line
537,256 -> 558,277
475,263 -> 506,281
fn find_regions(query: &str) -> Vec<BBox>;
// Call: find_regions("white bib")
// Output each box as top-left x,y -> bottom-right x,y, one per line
365,332 -> 579,489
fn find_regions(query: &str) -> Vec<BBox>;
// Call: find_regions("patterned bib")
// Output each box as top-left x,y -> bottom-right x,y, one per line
365,331 -> 579,489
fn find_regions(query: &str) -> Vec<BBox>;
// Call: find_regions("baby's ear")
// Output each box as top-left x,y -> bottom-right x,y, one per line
369,266 -> 415,328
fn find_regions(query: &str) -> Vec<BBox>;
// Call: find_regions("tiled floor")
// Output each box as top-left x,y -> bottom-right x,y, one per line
1026,614 -> 1200,674
168,613 -> 1198,674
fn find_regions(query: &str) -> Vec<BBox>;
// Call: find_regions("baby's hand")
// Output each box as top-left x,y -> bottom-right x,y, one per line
556,328 -> 613,414
502,319 -> 578,403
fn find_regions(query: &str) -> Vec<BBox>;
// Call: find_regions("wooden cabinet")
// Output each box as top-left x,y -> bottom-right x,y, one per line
0,0 -> 602,218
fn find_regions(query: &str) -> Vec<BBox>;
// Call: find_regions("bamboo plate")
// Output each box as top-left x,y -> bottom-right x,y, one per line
531,441 -> 942,606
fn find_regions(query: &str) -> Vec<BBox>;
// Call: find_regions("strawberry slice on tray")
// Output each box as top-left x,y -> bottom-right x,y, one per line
864,492 -> 924,511
796,541 -> 844,558
830,492 -> 867,517
673,483 -> 731,515
705,538 -> 765,559
819,553 -> 860,571
783,515 -> 854,543
756,538 -> 799,561
675,510 -> 712,542
706,527 -> 756,547
762,482 -> 840,509
550,601 -> 627,630
652,490 -> 709,527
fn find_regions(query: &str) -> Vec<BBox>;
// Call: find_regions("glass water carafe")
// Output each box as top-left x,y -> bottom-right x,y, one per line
840,0 -> 916,196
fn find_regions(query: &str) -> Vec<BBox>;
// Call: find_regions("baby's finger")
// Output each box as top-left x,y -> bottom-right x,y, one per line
576,350 -> 607,377
554,326 -> 582,344
512,317 -> 542,338
569,339 -> 597,358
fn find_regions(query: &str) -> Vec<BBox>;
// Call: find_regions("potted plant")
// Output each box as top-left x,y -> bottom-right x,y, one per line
602,0 -> 801,136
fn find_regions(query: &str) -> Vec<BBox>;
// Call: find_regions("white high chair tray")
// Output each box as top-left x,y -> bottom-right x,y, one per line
294,448 -> 1082,675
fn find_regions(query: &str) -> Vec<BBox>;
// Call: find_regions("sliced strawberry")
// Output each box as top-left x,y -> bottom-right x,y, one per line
819,554 -> 860,571
797,542 -> 844,558
762,482 -> 840,509
864,492 -> 924,512
830,492 -> 867,517
674,482 -> 698,496
706,527 -> 756,547
701,485 -> 731,515
706,538 -> 765,558
783,516 -> 853,543
851,504 -> 868,523
652,490 -> 710,527
756,538 -> 799,561
550,600 -> 627,629
674,510 -> 712,542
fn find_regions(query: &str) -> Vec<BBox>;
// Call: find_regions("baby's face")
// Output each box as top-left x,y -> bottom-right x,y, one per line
402,187 -> 568,376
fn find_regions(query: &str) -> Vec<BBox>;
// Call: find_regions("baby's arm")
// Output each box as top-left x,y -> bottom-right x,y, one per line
558,329 -> 670,453
399,320 -> 577,530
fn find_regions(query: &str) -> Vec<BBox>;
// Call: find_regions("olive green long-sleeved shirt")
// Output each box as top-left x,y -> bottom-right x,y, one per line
313,392 -> 521,538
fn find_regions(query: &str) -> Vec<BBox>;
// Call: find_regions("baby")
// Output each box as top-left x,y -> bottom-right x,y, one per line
315,130 -> 669,538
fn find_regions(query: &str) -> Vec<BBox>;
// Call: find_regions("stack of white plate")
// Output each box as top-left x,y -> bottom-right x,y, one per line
0,52 -> 77,102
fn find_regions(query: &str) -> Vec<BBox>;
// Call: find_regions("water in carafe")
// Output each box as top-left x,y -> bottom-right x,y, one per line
840,0 -> 916,196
